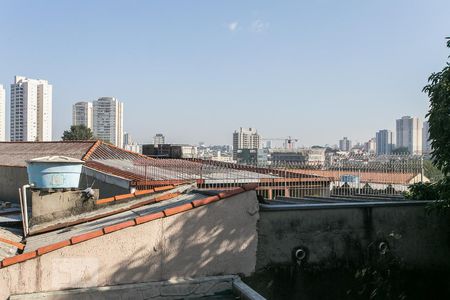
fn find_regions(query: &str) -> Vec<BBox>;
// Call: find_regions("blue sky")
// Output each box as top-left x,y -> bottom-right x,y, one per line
0,0 -> 449,146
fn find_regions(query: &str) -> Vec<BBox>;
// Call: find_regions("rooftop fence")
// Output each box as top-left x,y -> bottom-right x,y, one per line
127,154 -> 424,199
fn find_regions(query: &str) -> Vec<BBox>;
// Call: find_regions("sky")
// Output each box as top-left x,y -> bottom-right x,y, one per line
0,0 -> 449,146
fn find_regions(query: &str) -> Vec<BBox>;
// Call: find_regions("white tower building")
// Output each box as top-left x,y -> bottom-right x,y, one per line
93,97 -> 124,147
10,76 -> 52,141
0,85 -> 5,141
396,116 -> 422,155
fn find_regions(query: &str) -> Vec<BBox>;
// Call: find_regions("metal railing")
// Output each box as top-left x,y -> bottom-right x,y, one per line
128,154 -> 424,199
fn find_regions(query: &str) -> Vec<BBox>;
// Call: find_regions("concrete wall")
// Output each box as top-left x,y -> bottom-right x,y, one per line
10,275 -> 239,300
0,166 -> 28,204
30,190 -> 98,225
0,191 -> 259,300
256,204 -> 450,271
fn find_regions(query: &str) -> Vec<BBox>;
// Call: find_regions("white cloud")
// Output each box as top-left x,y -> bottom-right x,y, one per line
250,19 -> 269,33
227,21 -> 239,32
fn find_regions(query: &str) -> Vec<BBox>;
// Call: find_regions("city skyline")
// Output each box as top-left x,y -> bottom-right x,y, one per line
0,75 -> 431,147
1,1 -> 449,144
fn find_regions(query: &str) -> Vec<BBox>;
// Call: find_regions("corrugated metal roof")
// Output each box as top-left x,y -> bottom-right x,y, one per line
0,142 -> 97,167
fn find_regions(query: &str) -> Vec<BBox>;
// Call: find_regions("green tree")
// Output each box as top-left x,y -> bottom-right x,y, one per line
62,125 -> 94,141
423,159 -> 444,183
423,38 -> 450,175
407,38 -> 450,203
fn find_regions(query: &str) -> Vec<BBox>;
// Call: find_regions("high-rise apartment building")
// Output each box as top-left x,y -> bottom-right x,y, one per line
0,84 -> 5,141
93,97 -> 124,147
338,137 -> 352,152
10,76 -> 52,141
153,133 -> 165,146
72,101 -> 93,129
364,138 -> 376,154
422,120 -> 431,156
123,132 -> 132,147
232,127 -> 260,160
376,129 -> 394,155
396,116 -> 422,154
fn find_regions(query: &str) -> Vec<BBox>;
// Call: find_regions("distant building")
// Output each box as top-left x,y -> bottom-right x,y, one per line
153,133 -> 165,146
142,144 -> 197,159
338,137 -> 352,152
396,116 -> 422,154
232,127 -> 260,160
306,148 -> 326,164
93,97 -> 124,148
0,84 -> 5,141
376,130 -> 394,155
268,148 -> 325,166
422,121 -> 431,156
235,148 -> 259,165
72,101 -> 93,130
123,132 -> 132,146
270,149 -> 308,164
124,143 -> 142,154
364,138 -> 376,154
10,76 -> 52,141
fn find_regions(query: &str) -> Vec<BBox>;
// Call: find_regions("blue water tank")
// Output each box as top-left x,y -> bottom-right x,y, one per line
26,156 -> 84,189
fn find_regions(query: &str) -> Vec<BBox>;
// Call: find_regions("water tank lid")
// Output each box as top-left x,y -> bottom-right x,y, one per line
26,156 -> 84,164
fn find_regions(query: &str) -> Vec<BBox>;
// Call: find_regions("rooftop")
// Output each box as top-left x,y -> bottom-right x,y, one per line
0,183 -> 257,268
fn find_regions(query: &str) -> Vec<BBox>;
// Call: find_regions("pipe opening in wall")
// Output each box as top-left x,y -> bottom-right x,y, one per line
378,241 -> 389,255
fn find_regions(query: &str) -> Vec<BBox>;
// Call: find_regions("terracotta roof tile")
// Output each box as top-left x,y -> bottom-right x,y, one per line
37,240 -> 71,255
103,220 -> 136,234
2,251 -> 37,267
70,230 -> 104,244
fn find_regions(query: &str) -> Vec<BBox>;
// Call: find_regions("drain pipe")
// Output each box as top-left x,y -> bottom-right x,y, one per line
21,184 -> 31,237
18,188 -> 26,237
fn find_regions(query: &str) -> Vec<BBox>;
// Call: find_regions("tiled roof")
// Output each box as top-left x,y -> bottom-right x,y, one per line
0,141 -> 97,167
0,184 -> 257,269
85,142 -> 150,161
0,141 -> 330,186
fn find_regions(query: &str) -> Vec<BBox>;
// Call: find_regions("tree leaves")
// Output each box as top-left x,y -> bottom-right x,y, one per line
61,125 -> 94,141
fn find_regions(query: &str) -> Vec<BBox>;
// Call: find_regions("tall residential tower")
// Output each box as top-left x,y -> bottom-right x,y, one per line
376,129 -> 394,155
10,76 -> 52,141
338,137 -> 352,152
0,85 -> 5,141
232,127 -> 260,160
93,97 -> 124,147
72,101 -> 93,130
396,116 -> 422,154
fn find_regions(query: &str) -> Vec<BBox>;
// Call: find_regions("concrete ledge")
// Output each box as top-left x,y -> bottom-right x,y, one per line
10,275 -> 240,300
260,200 -> 432,211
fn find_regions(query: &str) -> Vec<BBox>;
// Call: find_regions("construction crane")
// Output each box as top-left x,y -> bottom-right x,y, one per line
261,136 -> 299,150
